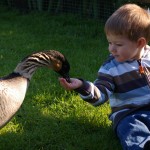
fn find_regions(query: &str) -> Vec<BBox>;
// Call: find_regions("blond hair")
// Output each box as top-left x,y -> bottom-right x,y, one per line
104,4 -> 150,42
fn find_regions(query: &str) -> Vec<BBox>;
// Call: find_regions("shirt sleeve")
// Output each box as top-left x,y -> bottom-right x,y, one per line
74,69 -> 114,106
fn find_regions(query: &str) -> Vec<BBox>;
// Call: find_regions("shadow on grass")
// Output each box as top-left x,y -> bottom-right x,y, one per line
0,102 -> 122,150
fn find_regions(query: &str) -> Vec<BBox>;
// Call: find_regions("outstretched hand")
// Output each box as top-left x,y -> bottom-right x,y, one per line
59,78 -> 83,91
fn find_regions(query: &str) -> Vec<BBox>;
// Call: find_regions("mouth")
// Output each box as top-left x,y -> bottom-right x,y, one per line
113,55 -> 120,60
113,54 -> 119,57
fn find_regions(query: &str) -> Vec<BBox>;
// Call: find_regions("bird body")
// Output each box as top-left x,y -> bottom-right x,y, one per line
0,73 -> 28,128
0,50 -> 70,128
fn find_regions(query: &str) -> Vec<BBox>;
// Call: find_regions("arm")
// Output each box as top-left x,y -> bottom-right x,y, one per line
59,77 -> 105,106
59,55 -> 115,106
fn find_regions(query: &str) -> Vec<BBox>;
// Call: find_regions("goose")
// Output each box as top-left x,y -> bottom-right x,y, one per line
0,50 -> 70,129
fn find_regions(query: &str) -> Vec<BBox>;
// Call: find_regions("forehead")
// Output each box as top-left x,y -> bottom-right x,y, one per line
106,34 -> 129,42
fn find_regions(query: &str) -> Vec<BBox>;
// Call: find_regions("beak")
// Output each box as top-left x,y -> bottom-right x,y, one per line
62,73 -> 71,83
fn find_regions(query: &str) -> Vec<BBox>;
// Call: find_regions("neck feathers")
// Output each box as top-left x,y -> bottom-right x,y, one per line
13,52 -> 53,80
14,62 -> 38,80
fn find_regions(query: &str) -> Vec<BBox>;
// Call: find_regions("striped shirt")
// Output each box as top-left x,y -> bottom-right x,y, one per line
75,45 -> 150,129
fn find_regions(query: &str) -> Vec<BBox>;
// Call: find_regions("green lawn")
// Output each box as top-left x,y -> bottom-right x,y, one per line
0,7 -> 122,150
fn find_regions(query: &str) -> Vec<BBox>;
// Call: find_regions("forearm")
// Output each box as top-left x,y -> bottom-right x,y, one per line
59,77 -> 108,106
74,79 -> 104,106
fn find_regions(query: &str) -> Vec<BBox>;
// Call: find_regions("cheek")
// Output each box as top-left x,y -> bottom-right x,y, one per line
117,47 -> 125,55
119,48 -> 135,59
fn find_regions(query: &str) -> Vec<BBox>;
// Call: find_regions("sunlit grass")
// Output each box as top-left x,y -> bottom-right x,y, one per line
0,7 -> 122,150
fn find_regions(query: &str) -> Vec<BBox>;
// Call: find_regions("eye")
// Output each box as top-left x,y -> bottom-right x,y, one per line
116,43 -> 123,46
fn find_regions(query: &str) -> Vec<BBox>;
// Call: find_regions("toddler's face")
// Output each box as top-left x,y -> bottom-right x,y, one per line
106,34 -> 141,62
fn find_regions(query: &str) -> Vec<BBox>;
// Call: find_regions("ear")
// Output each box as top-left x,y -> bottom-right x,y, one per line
137,37 -> 146,48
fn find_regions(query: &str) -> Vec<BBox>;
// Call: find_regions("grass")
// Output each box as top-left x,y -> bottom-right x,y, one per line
0,7 -> 122,150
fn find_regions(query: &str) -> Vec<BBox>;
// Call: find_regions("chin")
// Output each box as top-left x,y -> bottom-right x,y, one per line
115,58 -> 124,62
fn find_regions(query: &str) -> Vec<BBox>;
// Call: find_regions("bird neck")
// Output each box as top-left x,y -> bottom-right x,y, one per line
1,72 -> 21,80
14,62 -> 38,80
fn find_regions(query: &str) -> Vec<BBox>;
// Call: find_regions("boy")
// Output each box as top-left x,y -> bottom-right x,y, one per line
59,4 -> 150,150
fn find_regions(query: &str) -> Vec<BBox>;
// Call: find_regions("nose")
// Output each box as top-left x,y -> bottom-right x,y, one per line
109,44 -> 117,54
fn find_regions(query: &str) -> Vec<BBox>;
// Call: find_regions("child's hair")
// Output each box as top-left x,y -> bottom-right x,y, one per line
104,4 -> 150,42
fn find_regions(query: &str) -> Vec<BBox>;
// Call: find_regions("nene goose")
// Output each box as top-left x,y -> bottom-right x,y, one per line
0,50 -> 70,128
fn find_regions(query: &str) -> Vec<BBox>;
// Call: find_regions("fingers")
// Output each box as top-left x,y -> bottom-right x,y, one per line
58,77 -> 83,91
59,77 -> 72,90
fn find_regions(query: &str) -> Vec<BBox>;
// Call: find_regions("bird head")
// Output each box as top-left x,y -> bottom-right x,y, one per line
43,50 -> 71,82
14,50 -> 70,82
